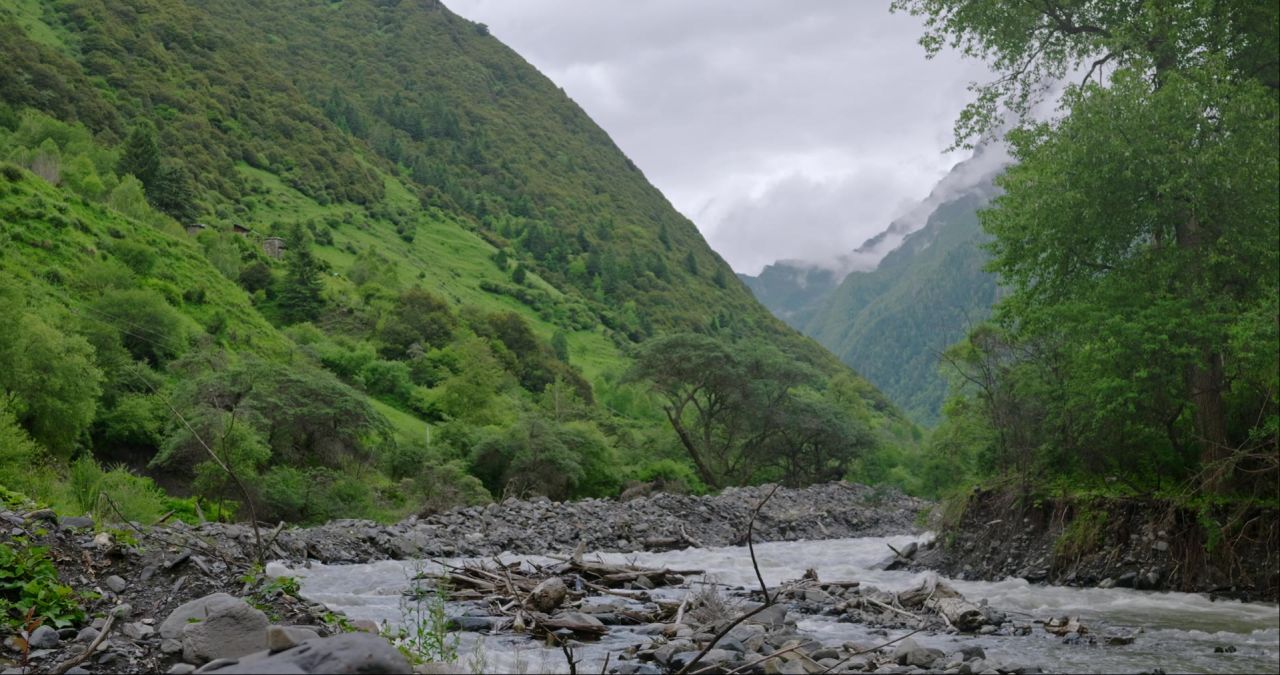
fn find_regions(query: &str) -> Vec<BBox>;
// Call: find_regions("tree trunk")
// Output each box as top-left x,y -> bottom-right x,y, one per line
665,409 -> 721,489
1175,213 -> 1230,484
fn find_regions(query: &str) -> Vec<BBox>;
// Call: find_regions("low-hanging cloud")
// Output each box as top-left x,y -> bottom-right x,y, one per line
448,0 -> 995,274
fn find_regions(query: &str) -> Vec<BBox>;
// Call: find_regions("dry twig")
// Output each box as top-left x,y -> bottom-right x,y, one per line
676,484 -> 780,675
51,614 -> 116,675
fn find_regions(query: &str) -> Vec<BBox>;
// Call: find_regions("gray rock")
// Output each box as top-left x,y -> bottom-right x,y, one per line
181,597 -> 269,664
670,649 -> 737,670
415,664 -> 469,674
614,664 -> 663,675
104,575 -> 128,593
27,625 -> 59,649
957,645 -> 986,661
59,516 -> 95,530
745,603 -> 788,629
195,658 -> 242,673
167,665 -> 198,675
529,576 -> 568,612
64,668 -> 91,675
266,625 -> 320,652
161,593 -> 242,639
111,603 -> 133,619
892,637 -> 943,668
124,622 -> 156,640
199,633 -> 410,674
447,616 -> 491,631
161,638 -> 183,653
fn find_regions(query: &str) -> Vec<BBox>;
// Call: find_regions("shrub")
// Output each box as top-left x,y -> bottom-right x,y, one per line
0,542 -> 85,630
91,288 -> 190,365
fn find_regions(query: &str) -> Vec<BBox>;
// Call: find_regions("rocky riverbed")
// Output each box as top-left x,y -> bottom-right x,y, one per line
0,482 -> 928,673
3,482 -> 1275,674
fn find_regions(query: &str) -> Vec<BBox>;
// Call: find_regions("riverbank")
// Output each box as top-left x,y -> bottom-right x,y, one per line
912,487 -> 1280,603
0,482 -> 927,673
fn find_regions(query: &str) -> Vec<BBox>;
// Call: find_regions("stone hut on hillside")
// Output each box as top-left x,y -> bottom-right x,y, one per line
186,222 -> 208,236
262,236 -> 286,259
232,223 -> 253,237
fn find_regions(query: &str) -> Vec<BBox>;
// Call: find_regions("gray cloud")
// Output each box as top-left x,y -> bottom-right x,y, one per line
449,0 -> 994,274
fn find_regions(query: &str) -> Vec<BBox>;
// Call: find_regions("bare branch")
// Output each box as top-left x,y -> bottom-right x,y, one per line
677,485 -> 780,675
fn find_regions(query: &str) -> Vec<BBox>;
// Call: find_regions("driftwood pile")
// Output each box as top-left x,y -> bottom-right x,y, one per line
776,570 -> 1000,633
418,552 -> 702,640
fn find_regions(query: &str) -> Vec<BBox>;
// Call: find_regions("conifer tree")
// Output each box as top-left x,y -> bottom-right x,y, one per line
278,242 -> 325,324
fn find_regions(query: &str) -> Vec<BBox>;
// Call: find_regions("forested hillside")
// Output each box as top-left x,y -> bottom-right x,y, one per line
0,0 -> 916,525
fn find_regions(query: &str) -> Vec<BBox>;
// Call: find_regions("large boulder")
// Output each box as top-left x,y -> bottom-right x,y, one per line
201,633 -> 411,674
160,594 -> 242,640
178,596 -> 269,664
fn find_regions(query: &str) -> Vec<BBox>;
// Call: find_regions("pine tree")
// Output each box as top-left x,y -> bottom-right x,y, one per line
278,244 -> 325,324
117,121 -> 160,189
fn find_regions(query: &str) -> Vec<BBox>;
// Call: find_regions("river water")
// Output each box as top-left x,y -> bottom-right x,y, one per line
269,534 -> 1279,674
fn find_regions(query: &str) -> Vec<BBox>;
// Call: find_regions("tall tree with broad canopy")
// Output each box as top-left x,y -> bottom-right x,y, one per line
895,0 -> 1279,489
629,333 -> 871,488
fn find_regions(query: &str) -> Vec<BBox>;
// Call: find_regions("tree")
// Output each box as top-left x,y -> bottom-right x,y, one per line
91,288 -> 189,365
899,0 -> 1280,489
550,330 -> 570,363
149,160 -> 199,223
0,313 -> 103,456
629,333 -> 820,488
378,287 -> 457,359
117,121 -> 160,188
278,243 -> 326,324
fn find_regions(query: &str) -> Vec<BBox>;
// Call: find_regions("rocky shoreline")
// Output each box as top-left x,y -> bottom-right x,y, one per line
909,488 -> 1279,603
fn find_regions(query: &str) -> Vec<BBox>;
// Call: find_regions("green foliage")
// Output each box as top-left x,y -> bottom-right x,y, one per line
378,288 -> 457,359
469,413 -> 618,500
0,285 -> 103,455
1053,506 -> 1109,560
278,242 -> 326,324
905,0 -> 1279,496
68,457 -> 173,525
630,333 -> 874,488
391,575 -> 458,666
90,288 -> 190,365
0,542 -> 86,630
0,0 -> 919,527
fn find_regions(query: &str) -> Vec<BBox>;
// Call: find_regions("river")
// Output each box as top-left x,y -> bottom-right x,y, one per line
269,534 -> 1279,674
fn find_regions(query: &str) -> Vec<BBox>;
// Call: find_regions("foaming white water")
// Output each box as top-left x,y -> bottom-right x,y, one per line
270,536 -> 1279,674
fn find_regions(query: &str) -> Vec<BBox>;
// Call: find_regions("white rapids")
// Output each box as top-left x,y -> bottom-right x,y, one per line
269,534 -> 1279,674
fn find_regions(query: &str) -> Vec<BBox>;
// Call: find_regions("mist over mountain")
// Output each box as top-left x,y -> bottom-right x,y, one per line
740,143 -> 1010,424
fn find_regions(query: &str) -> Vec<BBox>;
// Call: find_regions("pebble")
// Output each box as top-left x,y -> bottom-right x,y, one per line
105,574 -> 128,593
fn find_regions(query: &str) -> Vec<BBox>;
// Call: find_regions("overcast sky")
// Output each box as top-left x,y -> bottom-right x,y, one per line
448,0 -> 993,275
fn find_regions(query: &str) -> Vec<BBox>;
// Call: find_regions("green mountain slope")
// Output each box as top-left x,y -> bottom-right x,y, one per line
0,0 -> 913,522
803,193 -> 997,425
740,151 -> 1005,426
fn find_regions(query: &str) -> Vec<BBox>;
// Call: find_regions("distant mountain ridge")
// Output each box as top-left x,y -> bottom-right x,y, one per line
740,144 -> 1010,424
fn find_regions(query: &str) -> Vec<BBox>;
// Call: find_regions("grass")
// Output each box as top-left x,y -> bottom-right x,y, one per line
0,0 -> 70,51
236,164 -> 635,391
